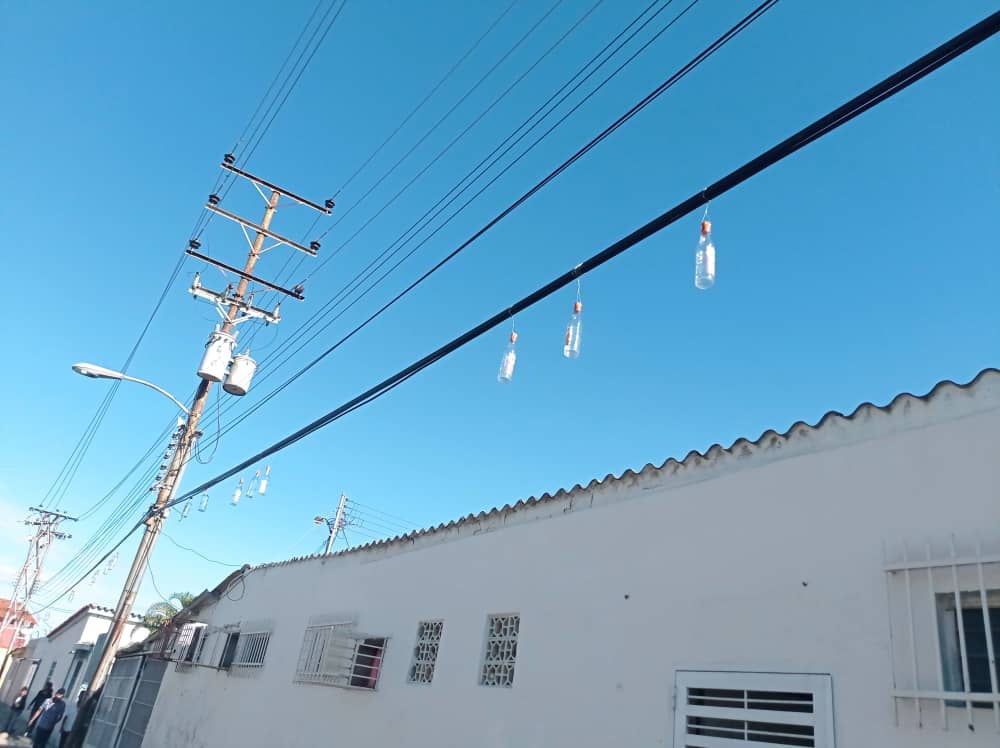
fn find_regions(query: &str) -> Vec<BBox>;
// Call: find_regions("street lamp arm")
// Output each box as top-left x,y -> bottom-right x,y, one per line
71,362 -> 190,415
117,373 -> 191,415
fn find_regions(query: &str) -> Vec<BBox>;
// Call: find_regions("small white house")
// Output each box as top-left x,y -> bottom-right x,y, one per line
130,370 -> 1000,747
1,604 -> 148,708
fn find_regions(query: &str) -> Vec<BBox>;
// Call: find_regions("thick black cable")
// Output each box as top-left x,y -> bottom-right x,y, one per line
318,0 -> 567,239
164,7 -> 1000,512
187,0 -> 733,436
233,0 -> 691,382
248,0 -> 610,340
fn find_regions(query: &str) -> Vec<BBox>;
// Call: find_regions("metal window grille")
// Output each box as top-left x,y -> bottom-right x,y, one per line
169,623 -> 204,668
231,631 -> 271,670
408,620 -> 444,684
673,671 -> 835,747
480,614 -> 519,687
884,536 -> 1000,732
294,622 -> 387,690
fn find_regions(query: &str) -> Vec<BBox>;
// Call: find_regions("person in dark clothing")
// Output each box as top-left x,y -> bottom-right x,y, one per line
25,682 -> 53,737
27,688 -> 65,748
2,686 -> 28,735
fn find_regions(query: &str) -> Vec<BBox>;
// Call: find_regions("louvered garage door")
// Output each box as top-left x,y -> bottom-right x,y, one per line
673,671 -> 834,747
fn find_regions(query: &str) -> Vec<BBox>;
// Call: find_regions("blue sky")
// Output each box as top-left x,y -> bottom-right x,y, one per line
1,0 -> 998,629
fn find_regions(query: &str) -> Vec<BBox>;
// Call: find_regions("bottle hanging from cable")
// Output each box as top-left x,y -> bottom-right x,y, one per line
258,465 -> 270,496
198,493 -> 210,512
231,478 -> 243,507
694,209 -> 716,290
563,280 -> 583,359
498,327 -> 518,383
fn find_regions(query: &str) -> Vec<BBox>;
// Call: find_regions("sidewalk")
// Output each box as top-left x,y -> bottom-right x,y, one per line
0,734 -> 30,746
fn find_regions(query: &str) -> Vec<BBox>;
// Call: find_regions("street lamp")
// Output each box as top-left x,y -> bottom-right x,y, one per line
72,363 -> 190,415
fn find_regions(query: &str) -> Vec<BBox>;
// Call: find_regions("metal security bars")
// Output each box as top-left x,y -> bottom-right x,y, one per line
231,631 -> 271,670
480,614 -> 519,687
884,536 -> 1000,732
294,622 -> 387,690
673,671 -> 835,747
408,620 -> 444,684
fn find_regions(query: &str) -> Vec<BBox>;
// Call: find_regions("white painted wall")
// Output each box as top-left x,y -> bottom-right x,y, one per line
143,375 -> 1000,748
11,610 -> 148,700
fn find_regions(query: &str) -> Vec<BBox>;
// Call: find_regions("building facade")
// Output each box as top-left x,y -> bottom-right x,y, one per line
131,371 -> 1000,747
1,605 -> 148,709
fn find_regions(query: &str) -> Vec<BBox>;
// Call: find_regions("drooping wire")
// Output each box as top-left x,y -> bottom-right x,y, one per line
161,532 -> 241,568
236,0 -> 678,370
162,0 -> 1000,511
256,0 -> 599,324
181,0 -> 724,439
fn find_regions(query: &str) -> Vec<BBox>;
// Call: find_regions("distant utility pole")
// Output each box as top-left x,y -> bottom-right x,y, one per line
84,157 -> 332,699
0,507 -> 76,677
315,492 -> 349,555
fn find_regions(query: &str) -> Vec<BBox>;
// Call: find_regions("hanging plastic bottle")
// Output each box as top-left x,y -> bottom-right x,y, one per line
694,213 -> 716,290
198,493 -> 210,512
179,501 -> 191,521
246,469 -> 261,498
563,282 -> 583,359
498,329 -> 518,383
258,465 -> 270,496
231,478 -> 243,507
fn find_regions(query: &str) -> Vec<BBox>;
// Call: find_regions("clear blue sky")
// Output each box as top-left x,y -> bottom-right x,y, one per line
1,0 -> 998,627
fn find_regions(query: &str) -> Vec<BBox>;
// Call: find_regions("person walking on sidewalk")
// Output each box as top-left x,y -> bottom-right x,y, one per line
58,691 -> 82,748
2,686 -> 28,736
24,682 -> 52,738
26,688 -> 66,748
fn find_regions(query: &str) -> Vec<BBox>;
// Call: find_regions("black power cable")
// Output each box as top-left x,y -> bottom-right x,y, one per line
165,7 -> 1000,512
184,0 -> 754,441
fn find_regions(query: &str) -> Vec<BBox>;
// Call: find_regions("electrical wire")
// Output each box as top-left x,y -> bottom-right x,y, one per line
218,0 -> 694,406
161,532 -> 241,568
163,6 -> 1000,512
255,0 -> 604,321
335,0 -> 520,197
184,0 -> 739,442
147,561 -> 169,606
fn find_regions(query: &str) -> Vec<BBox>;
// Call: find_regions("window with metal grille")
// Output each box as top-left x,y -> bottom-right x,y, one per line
294,622 -> 387,690
408,620 -> 443,684
219,632 -> 240,670
673,671 -> 835,747
170,623 -> 205,666
480,614 -> 519,687
231,631 -> 271,670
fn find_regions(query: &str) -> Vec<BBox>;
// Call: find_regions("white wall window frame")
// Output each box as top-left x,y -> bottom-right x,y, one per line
480,613 -> 519,688
884,536 -> 1000,731
230,630 -> 272,671
407,619 -> 444,685
293,619 -> 387,690
673,669 -> 836,747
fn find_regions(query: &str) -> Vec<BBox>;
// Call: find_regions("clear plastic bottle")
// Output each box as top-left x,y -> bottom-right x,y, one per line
231,478 -> 243,506
180,501 -> 191,521
259,465 -> 270,495
563,301 -> 582,358
694,219 -> 716,290
198,493 -> 210,512
498,331 -> 518,383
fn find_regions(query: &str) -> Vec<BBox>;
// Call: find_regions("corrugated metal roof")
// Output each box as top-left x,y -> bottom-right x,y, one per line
252,368 -> 1000,574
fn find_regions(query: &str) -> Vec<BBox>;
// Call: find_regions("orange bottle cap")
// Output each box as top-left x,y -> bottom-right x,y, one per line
510,331 -> 518,344
701,220 -> 712,235
573,301 -> 582,313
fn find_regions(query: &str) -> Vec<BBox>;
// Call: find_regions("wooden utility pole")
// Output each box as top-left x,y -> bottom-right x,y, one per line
84,162 -> 330,701
0,508 -> 75,680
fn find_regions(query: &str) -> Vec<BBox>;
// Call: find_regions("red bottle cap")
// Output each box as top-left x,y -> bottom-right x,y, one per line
510,331 -> 518,344
701,220 -> 712,235
573,301 -> 582,314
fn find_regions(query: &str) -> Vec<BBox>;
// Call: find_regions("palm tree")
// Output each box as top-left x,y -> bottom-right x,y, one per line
143,592 -> 195,631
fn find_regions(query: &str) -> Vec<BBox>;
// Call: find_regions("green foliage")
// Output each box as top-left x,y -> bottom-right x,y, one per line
142,591 -> 195,631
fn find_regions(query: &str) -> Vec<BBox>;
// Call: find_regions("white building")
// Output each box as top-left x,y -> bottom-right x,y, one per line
127,370 -> 1000,747
1,604 -> 148,709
